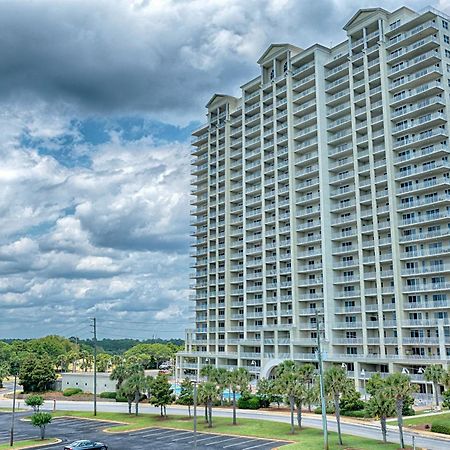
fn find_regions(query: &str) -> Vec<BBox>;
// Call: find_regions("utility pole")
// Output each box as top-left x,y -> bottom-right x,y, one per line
316,311 -> 329,450
91,317 -> 97,416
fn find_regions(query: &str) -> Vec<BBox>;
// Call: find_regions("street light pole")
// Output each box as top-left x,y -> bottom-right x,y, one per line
316,311 -> 329,450
9,372 -> 17,447
193,381 -> 198,450
91,317 -> 97,416
361,369 -> 366,401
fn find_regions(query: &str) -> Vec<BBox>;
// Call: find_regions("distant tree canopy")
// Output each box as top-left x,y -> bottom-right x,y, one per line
0,336 -> 184,384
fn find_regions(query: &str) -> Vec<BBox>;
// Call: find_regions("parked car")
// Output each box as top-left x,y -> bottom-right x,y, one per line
63,440 -> 107,450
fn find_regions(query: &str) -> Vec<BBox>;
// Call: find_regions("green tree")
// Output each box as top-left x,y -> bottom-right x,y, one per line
121,369 -> 147,416
228,368 -> 250,425
178,378 -> 194,417
97,353 -> 112,372
424,364 -> 445,407
19,354 -> 56,393
367,388 -> 396,443
300,363 -> 316,412
274,360 -> 301,434
324,365 -> 354,445
0,341 -> 12,365
385,373 -> 419,449
149,374 -> 174,418
366,373 -> 384,396
198,381 -> 219,428
256,377 -> 273,407
295,364 -> 317,428
110,362 -> 131,390
118,382 -> 136,415
214,368 -> 229,406
30,412 -> 52,440
442,369 -> 450,390
0,363 -> 9,388
25,394 -> 44,412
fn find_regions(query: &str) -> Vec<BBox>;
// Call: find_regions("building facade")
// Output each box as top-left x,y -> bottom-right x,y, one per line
177,6 -> 450,394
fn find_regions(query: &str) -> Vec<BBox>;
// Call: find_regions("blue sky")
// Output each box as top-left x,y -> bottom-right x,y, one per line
0,0 -> 447,340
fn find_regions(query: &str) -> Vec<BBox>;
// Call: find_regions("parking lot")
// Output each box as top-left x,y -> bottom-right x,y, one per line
0,413 -> 288,449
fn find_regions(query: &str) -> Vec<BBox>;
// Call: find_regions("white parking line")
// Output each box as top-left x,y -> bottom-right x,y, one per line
171,432 -> 198,441
131,429 -> 168,438
205,436 -> 240,446
223,439 -> 257,448
154,431 -> 184,439
187,435 -> 224,443
243,443 -> 275,450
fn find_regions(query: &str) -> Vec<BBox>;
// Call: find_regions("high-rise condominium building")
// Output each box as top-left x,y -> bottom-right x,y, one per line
177,6 -> 450,395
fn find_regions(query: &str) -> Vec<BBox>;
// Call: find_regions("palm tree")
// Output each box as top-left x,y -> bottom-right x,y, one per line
367,388 -> 396,443
126,370 -> 148,416
300,363 -> 316,412
324,365 -> 354,445
274,360 -> 300,434
228,368 -> 250,425
385,373 -> 418,449
424,364 -> 444,407
110,362 -> 130,390
214,368 -> 229,406
295,364 -> 316,429
198,381 -> 219,428
442,369 -> 450,390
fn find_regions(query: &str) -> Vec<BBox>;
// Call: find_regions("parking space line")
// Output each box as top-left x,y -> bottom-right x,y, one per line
130,429 -> 168,438
205,436 -> 240,446
242,443 -> 276,450
223,439 -> 257,448
154,431 -> 185,439
187,434 -> 224,443
170,431 -> 197,441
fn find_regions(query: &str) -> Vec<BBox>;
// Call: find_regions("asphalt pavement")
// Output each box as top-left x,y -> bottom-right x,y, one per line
0,392 -> 449,450
0,413 -> 286,450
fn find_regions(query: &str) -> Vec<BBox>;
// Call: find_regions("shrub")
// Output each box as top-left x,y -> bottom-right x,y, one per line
99,391 -> 117,399
431,423 -> 450,435
115,393 -> 127,402
314,405 -> 335,414
339,389 -> 365,411
341,409 -> 372,418
238,394 -> 260,410
63,388 -> 83,397
257,395 -> 271,408
442,390 -> 450,409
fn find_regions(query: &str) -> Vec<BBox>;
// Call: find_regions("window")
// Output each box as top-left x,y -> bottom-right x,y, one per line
444,20 -> 449,30
445,35 -> 450,44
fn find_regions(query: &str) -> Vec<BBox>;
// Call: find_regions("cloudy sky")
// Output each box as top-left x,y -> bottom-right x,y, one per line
1,0 -> 448,340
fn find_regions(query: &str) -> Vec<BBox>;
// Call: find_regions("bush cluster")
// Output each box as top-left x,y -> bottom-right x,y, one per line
431,423 -> 450,435
237,394 -> 260,409
63,388 -> 83,397
99,391 -> 116,399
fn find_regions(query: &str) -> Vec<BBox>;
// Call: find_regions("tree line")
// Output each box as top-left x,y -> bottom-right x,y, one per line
0,335 -> 183,393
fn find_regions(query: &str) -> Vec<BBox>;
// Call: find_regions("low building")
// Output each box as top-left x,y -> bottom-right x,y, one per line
61,372 -> 116,394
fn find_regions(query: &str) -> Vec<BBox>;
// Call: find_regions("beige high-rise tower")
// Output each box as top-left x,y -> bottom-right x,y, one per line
177,6 -> 450,398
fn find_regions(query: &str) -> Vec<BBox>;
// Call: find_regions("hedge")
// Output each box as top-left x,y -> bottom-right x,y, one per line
431,423 -> 450,435
99,391 -> 117,399
63,388 -> 83,397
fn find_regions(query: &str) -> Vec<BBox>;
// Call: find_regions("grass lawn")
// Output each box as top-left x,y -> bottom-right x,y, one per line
0,408 -> 26,413
403,411 -> 450,428
0,439 -> 59,449
53,410 -> 412,449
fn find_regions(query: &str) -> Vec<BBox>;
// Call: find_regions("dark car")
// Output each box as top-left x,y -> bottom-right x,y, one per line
63,440 -> 107,450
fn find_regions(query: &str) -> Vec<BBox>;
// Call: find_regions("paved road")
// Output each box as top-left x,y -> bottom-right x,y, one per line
0,398 -> 448,449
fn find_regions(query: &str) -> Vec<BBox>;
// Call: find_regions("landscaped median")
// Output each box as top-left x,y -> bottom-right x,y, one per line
402,411 -> 450,436
0,439 -> 59,449
52,410 -> 415,449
